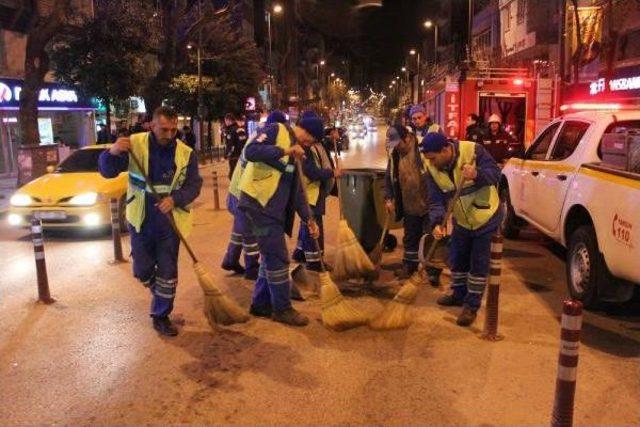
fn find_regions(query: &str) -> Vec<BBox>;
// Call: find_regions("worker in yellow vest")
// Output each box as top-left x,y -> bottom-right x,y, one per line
238,111 -> 318,327
420,132 -> 502,327
292,111 -> 341,283
99,106 -> 203,336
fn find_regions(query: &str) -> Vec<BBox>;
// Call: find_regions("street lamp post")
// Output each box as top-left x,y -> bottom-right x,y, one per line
266,4 -> 283,108
410,48 -> 421,102
424,20 -> 439,69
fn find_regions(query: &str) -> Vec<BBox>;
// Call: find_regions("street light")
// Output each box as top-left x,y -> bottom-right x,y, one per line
410,48 -> 421,102
320,60 -> 326,66
266,4 -> 284,108
423,19 -> 439,66
331,72 -> 335,77
401,67 -> 407,72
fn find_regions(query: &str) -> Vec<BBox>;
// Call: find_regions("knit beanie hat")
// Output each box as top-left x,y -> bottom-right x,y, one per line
266,110 -> 287,124
298,115 -> 325,141
420,131 -> 448,153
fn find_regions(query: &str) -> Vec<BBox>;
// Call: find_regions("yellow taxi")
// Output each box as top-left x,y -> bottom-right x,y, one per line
7,145 -> 127,229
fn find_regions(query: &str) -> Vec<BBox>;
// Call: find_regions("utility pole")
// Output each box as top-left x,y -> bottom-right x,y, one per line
196,0 -> 205,161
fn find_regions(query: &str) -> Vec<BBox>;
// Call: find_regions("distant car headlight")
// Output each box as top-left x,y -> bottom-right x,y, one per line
10,194 -> 32,206
68,192 -> 98,206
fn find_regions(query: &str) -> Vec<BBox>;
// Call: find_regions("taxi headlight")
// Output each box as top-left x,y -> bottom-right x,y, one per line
68,192 -> 98,206
10,194 -> 32,206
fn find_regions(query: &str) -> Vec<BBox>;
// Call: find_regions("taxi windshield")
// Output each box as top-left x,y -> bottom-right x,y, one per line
56,149 -> 106,173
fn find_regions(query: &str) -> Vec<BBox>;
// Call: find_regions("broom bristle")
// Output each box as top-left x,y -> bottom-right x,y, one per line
368,244 -> 383,266
333,220 -> 376,280
194,262 -> 249,327
368,272 -> 423,330
319,271 -> 369,331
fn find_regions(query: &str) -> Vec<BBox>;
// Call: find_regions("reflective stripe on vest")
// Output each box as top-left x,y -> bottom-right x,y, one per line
238,123 -> 292,207
425,140 -> 499,230
126,132 -> 194,237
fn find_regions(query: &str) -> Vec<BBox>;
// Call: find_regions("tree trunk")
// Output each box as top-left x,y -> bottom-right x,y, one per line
19,37 -> 50,146
105,95 -> 112,142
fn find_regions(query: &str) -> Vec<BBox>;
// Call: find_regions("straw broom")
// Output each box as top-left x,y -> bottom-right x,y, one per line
368,213 -> 390,266
128,151 -> 249,329
368,177 -> 466,330
294,158 -> 369,331
330,140 -> 376,280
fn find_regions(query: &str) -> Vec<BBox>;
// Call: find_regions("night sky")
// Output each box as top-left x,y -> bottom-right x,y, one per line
299,0 -> 441,88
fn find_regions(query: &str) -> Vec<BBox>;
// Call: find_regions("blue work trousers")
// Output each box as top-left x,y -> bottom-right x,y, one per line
293,215 -> 324,271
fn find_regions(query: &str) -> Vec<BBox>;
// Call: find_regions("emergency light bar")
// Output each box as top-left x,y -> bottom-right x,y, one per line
560,103 -> 623,112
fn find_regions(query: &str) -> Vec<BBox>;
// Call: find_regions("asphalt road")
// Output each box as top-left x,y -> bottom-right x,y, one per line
0,123 -> 638,425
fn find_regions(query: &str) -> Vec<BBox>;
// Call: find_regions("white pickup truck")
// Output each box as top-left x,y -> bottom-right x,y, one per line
500,110 -> 640,308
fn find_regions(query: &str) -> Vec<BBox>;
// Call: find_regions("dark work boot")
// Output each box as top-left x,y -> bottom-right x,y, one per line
394,264 -> 417,280
221,260 -> 245,275
456,307 -> 478,327
272,308 -> 309,327
249,304 -> 272,318
152,317 -> 178,337
436,293 -> 465,307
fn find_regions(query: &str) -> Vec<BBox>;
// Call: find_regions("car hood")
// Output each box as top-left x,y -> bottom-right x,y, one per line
17,172 -> 126,204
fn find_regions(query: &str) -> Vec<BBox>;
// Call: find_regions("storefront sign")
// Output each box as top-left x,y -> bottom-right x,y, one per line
445,91 -> 460,138
590,75 -> 640,95
0,78 -> 91,109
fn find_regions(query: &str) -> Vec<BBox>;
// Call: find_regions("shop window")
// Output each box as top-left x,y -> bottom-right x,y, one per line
617,29 -> 640,62
527,122 -> 560,160
517,0 -> 525,25
549,121 -> 590,161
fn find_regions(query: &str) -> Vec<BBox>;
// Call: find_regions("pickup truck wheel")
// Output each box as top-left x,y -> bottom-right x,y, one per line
499,186 -> 520,239
567,225 -> 601,308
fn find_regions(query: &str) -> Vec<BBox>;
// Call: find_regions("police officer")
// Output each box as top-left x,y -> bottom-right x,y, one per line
99,106 -> 203,336
235,114 -> 249,153
420,132 -> 502,327
223,113 -> 239,179
238,111 -> 317,327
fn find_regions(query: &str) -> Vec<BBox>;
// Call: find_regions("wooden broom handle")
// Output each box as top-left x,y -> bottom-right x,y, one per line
128,149 -> 199,264
331,139 -> 345,219
294,157 -> 327,273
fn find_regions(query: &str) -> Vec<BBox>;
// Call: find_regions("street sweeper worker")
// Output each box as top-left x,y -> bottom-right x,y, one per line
292,111 -> 341,278
409,104 -> 432,142
420,132 -> 502,327
98,106 -> 203,337
220,115 -> 282,280
383,124 -> 441,285
238,114 -> 319,327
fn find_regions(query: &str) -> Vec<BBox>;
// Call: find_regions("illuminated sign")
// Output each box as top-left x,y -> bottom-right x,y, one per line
0,78 -> 90,109
590,75 -> 640,95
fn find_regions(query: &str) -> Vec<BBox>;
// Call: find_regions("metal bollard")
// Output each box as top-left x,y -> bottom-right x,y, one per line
30,216 -> 55,304
212,170 -> 220,210
551,299 -> 583,427
481,234 -> 504,341
109,198 -> 127,264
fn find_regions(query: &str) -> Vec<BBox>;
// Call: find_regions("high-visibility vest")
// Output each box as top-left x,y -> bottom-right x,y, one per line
424,140 -> 499,230
126,132 -> 194,237
239,123 -> 293,207
302,146 -> 322,206
228,148 -> 247,199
